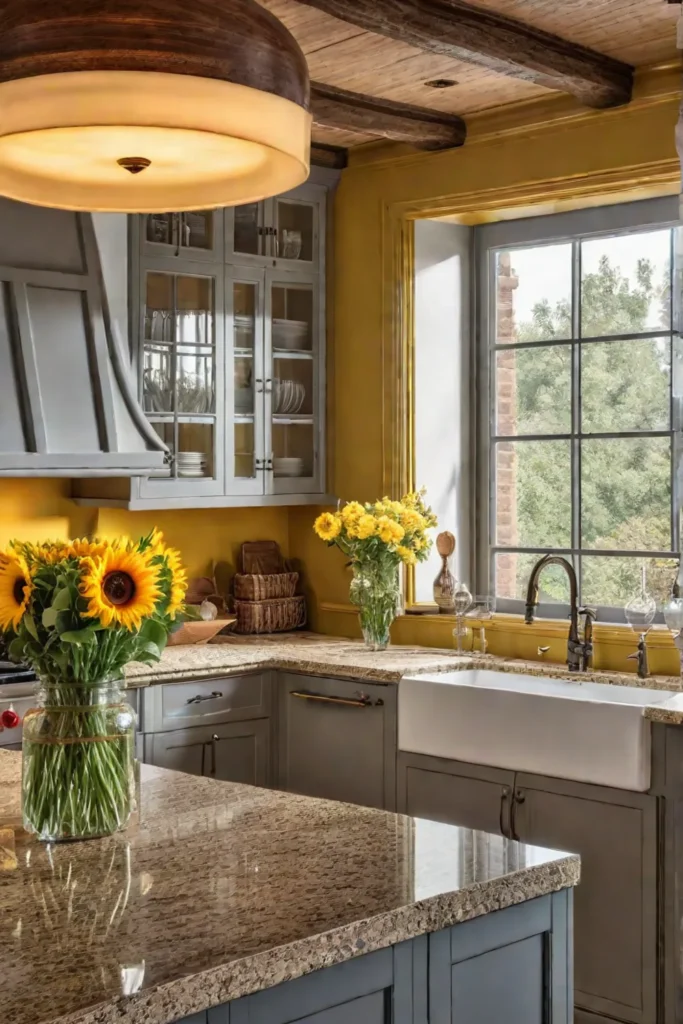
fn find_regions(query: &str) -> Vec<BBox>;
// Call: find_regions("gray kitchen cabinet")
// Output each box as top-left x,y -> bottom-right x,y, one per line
512,773 -> 657,1024
148,720 -> 270,787
397,751 -> 657,1024
277,673 -> 397,810
141,673 -> 272,734
398,752 -> 514,837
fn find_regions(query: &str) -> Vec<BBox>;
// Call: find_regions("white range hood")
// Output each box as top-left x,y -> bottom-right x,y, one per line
0,197 -> 166,476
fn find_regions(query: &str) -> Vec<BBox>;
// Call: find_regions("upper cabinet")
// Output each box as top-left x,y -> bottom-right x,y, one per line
74,177 -> 333,509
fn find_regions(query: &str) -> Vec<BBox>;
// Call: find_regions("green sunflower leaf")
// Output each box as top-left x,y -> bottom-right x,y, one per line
60,628 -> 97,645
52,586 -> 74,611
42,607 -> 59,628
138,618 -> 167,648
23,614 -> 39,640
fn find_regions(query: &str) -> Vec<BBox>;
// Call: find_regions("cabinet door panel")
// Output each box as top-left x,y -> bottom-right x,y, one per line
278,674 -> 395,809
149,720 -> 270,787
451,935 -> 544,1024
398,754 -> 514,836
514,776 -> 656,1024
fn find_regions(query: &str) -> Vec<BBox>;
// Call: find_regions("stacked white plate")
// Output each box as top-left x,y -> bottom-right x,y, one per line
273,318 -> 309,351
177,451 -> 207,478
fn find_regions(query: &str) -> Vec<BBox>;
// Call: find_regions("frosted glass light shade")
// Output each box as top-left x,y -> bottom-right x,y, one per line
0,72 -> 311,212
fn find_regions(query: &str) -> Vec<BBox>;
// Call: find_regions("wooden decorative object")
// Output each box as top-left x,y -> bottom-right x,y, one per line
167,619 -> 235,646
311,83 -> 466,151
298,0 -> 633,109
433,531 -> 457,615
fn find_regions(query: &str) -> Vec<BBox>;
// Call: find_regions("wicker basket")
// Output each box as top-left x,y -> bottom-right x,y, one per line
233,596 -> 307,634
234,572 -> 298,601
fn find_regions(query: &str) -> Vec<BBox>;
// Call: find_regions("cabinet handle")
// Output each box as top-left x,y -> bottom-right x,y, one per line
290,689 -> 383,708
510,788 -> 525,842
255,378 -> 264,393
210,733 -> 218,776
500,786 -> 510,837
186,691 -> 223,705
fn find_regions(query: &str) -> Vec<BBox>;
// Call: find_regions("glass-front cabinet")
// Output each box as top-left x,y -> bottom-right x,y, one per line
132,181 -> 327,506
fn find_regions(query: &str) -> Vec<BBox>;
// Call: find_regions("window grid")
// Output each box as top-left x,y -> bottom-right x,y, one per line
487,226 -> 680,619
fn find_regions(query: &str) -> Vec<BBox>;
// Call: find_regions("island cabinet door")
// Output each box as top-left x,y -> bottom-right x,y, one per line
429,892 -> 572,1024
277,673 -> 397,810
209,941 -> 423,1024
397,752 -> 516,837
149,720 -> 270,787
512,773 -> 657,1024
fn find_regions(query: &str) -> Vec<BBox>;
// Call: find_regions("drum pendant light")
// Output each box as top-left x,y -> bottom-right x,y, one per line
0,0 -> 311,212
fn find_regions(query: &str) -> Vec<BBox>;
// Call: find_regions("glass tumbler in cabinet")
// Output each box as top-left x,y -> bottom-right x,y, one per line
140,267 -> 224,496
269,278 -> 320,493
273,197 -> 316,265
143,211 -> 218,262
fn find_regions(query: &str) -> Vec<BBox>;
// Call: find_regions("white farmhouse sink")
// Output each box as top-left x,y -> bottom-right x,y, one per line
399,669 -> 677,792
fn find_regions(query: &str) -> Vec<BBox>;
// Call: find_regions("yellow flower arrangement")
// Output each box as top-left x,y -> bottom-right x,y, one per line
313,490 -> 437,649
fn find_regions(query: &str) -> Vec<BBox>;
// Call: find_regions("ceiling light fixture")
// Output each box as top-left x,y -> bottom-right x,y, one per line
0,0 -> 311,213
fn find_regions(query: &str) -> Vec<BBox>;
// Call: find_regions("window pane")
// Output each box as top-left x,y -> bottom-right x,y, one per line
495,244 -> 572,344
581,337 -> 670,433
581,555 -> 677,609
494,552 -> 573,603
581,229 -> 671,337
495,347 -> 571,435
581,437 -> 671,550
495,440 -> 571,548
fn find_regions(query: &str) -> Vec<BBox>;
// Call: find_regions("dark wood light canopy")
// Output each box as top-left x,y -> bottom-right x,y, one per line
296,0 -> 634,109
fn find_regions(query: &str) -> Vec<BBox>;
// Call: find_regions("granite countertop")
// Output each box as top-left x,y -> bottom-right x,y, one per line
0,749 -> 579,1024
123,632 -> 472,688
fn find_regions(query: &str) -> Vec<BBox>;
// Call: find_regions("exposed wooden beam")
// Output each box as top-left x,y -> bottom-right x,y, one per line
311,142 -> 348,169
310,83 -> 466,150
299,0 -> 634,109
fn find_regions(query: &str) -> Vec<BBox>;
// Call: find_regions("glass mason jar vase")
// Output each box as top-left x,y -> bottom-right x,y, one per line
22,679 -> 137,842
349,562 -> 401,651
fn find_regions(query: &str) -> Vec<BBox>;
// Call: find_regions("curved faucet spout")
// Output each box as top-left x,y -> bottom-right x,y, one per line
524,554 -> 586,672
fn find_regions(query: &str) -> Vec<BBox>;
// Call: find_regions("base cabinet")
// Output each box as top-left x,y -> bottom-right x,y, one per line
277,673 -> 397,810
147,720 -> 270,787
173,893 -> 572,1024
398,753 -> 657,1024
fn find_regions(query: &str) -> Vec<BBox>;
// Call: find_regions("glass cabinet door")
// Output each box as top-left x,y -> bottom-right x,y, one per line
139,264 -> 225,496
226,267 -> 266,496
271,197 -> 317,266
266,273 -> 321,494
142,211 -> 221,262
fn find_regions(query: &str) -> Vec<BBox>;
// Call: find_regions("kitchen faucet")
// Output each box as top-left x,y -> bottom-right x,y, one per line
524,554 -> 595,672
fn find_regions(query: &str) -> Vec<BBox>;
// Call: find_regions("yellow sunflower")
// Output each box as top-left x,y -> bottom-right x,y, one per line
314,512 -> 342,541
163,546 -> 188,619
80,547 -> 161,631
0,551 -> 33,631
65,537 -> 112,560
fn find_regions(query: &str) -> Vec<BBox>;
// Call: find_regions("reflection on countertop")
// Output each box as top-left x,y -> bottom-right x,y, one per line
0,749 -> 578,1024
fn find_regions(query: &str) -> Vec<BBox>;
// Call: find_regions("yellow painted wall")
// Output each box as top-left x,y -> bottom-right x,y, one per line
296,63 -> 683,674
0,480 -> 290,580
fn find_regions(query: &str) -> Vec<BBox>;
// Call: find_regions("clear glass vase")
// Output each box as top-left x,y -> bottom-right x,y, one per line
22,678 -> 137,842
350,562 -> 401,651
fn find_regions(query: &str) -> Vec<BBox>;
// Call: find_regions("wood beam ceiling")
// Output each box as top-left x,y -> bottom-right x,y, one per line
311,82 -> 466,149
297,0 -> 634,109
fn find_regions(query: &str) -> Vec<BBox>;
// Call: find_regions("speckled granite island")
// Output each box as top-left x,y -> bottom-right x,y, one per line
0,749 -> 578,1024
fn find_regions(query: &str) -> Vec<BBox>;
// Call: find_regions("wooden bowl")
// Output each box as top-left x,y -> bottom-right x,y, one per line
167,618 -> 235,646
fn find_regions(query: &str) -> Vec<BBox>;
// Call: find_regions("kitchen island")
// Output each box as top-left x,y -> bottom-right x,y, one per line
0,748 -> 578,1024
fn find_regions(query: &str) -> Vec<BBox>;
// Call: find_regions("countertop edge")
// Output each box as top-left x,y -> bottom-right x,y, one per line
49,855 -> 580,1024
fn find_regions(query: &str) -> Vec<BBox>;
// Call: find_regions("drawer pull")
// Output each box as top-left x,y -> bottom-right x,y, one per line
186,691 -> 224,705
289,690 -> 383,708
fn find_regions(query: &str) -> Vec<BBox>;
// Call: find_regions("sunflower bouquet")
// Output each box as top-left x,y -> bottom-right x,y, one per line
314,490 -> 437,649
0,530 -> 188,841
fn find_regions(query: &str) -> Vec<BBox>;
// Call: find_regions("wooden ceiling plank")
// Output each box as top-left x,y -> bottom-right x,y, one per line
296,0 -> 634,108
310,81 -> 466,149
310,141 -> 349,168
